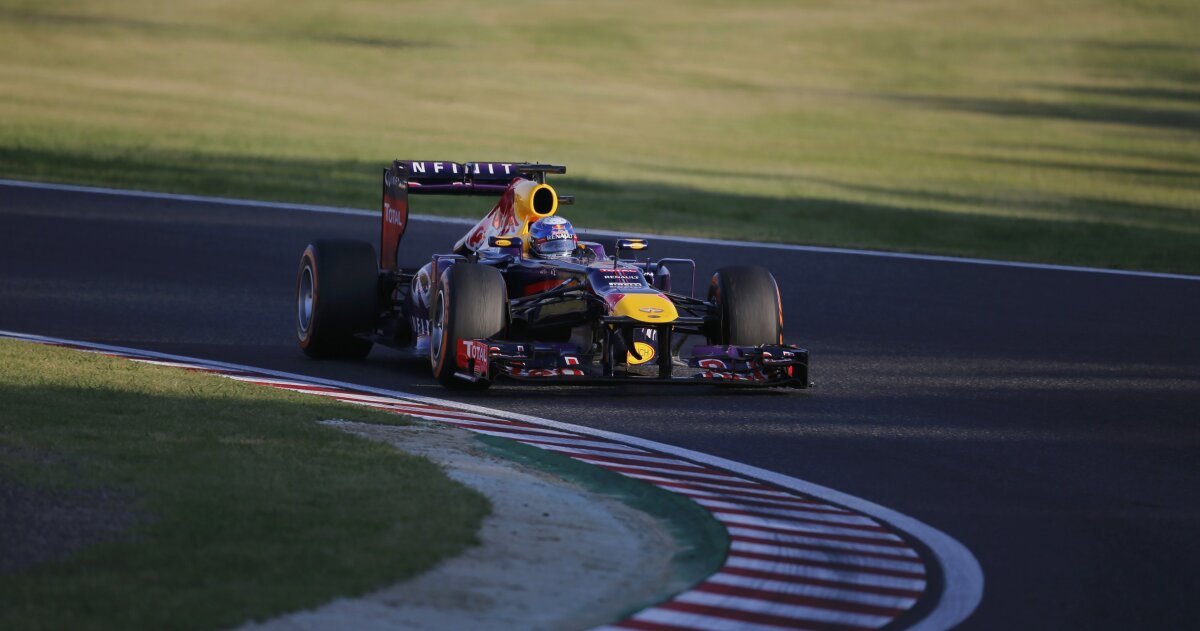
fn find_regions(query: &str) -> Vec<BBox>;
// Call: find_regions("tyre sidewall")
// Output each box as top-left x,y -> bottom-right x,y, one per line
430,263 -> 508,388
708,265 -> 783,347
296,240 -> 378,358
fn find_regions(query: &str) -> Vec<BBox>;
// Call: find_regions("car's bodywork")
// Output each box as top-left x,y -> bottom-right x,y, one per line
299,160 -> 809,389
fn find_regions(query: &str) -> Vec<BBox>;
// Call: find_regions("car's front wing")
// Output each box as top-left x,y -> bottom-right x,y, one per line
454,339 -> 810,388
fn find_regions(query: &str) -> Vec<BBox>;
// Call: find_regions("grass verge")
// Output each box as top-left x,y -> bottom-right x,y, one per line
0,339 -> 489,631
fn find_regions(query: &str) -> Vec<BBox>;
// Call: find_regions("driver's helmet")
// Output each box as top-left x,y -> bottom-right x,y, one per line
528,216 -> 578,259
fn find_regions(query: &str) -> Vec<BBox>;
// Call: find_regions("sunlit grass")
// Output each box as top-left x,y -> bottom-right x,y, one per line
0,0 -> 1197,272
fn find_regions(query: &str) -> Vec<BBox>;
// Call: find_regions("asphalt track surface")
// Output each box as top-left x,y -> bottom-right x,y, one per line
2,183 -> 1198,629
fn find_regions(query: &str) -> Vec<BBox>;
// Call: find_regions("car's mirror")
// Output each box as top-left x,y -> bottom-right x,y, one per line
488,235 -> 523,250
615,238 -> 648,259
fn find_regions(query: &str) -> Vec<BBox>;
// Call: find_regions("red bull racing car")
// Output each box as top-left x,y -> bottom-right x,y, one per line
295,161 -> 809,390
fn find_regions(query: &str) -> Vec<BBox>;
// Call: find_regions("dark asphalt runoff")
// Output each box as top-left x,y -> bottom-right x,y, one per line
2,182 -> 1198,629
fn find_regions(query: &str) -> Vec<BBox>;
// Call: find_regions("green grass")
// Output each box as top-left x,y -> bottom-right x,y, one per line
0,0 -> 1197,273
0,339 -> 488,631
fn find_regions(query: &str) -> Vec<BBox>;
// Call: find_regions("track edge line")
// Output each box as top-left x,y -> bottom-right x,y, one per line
2,177 -> 1194,282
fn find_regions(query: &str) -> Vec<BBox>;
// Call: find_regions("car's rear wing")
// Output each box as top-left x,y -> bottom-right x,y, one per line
380,160 -> 568,272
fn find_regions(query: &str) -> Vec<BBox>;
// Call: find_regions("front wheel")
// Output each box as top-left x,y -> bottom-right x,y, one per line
429,263 -> 508,390
706,266 -> 783,346
296,240 -> 379,359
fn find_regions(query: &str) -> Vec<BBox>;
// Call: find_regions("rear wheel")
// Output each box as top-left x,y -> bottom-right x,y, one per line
296,240 -> 379,359
430,263 -> 508,390
707,266 -> 783,346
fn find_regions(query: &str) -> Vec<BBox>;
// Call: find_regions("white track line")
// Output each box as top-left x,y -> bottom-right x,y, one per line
0,329 -> 983,630
3,178 -> 1196,282
0,178 -> 375,218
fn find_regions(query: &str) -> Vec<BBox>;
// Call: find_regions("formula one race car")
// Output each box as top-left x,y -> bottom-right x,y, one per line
295,160 -> 809,390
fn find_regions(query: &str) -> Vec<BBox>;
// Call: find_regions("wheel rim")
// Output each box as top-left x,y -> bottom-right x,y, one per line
297,264 -> 315,336
430,291 -> 446,364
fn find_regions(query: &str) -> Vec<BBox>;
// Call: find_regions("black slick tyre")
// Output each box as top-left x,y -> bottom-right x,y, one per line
707,265 -> 784,346
296,239 -> 379,359
429,263 -> 508,390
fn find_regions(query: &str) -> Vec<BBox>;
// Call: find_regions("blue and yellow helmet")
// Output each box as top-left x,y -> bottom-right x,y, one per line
529,216 -> 578,259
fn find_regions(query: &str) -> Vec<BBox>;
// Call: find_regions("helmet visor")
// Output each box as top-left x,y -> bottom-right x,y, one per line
536,236 -> 576,257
